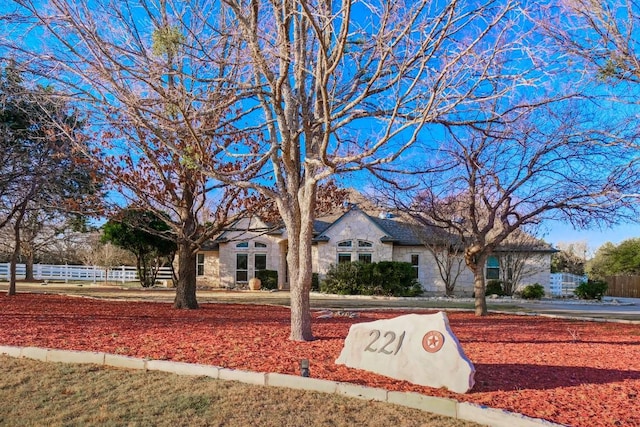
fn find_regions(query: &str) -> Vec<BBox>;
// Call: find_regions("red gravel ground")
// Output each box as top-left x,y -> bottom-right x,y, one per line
0,294 -> 638,427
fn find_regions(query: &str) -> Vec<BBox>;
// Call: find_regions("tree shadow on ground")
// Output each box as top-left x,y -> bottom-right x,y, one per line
473,363 -> 640,392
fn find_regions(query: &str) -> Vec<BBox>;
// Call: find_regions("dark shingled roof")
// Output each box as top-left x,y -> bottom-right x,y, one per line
202,203 -> 555,252
368,216 -> 421,245
200,240 -> 220,251
313,206 -> 450,246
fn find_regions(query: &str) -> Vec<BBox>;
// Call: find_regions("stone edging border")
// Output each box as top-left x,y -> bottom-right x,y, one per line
0,345 -> 563,427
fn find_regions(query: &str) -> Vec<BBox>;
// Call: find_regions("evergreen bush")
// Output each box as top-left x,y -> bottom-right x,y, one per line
485,280 -> 505,296
521,283 -> 545,299
574,280 -> 608,300
320,262 -> 361,295
255,269 -> 278,290
320,261 -> 423,297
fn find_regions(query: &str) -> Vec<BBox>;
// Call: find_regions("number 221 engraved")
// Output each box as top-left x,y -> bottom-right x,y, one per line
364,329 -> 406,355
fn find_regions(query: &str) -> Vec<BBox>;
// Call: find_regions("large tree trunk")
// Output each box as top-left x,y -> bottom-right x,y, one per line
287,227 -> 315,341
173,177 -> 198,308
465,245 -> 488,316
25,249 -> 35,282
472,263 -> 488,316
174,241 -> 198,309
283,185 -> 317,341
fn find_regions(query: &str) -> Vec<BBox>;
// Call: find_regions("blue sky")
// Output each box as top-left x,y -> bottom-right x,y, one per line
543,220 -> 640,255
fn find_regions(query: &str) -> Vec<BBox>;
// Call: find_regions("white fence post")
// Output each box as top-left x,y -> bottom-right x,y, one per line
549,273 -> 587,297
0,263 -> 172,285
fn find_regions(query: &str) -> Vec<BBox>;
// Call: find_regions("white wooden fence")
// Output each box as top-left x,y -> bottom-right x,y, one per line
0,263 -> 173,284
549,273 -> 587,296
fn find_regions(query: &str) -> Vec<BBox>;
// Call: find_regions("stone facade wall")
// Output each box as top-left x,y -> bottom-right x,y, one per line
391,246 -> 475,296
516,254 -> 552,293
217,236 -> 284,289
193,211 -> 553,295
315,209 -> 393,275
195,250 -> 221,287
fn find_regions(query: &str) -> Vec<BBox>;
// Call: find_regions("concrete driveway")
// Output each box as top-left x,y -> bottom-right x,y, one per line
2,281 -> 639,322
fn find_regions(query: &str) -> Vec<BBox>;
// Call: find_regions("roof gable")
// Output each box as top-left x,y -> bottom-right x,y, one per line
314,206 -> 394,243
216,215 -> 283,242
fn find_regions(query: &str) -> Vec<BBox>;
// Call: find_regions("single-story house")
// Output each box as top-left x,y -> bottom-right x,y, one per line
195,205 -> 555,296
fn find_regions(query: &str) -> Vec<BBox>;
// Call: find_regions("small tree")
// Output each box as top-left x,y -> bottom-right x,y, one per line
494,230 -> 550,296
79,234 -> 134,283
551,241 -> 588,275
410,223 -> 465,296
101,209 -> 177,288
0,64 -> 102,294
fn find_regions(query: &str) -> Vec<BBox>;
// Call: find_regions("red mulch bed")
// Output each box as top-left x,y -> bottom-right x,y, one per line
1,294 -> 638,426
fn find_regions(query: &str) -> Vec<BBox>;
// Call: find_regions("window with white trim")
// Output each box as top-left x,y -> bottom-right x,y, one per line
486,256 -> 500,280
358,253 -> 372,264
411,254 -> 419,279
255,253 -> 267,271
236,253 -> 248,282
196,253 -> 205,276
338,253 -> 352,263
337,239 -> 374,264
337,240 -> 353,248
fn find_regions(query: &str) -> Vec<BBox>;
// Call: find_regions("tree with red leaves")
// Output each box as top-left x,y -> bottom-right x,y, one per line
7,1 -> 261,308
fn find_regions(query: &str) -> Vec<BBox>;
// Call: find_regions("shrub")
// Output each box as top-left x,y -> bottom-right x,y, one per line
485,280 -> 504,296
521,283 -> 545,299
311,273 -> 320,292
320,262 -> 361,295
574,280 -> 608,300
255,269 -> 278,290
320,261 -> 423,297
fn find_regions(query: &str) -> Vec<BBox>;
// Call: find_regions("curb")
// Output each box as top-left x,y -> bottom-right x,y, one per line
490,310 -> 640,325
0,345 -> 564,427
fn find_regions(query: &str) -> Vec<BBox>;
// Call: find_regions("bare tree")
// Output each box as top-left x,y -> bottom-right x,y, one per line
552,241 -> 588,275
431,245 -> 466,297
410,223 -> 465,296
544,0 -> 640,85
399,99 -> 638,315
493,230 -> 550,295
7,0 -> 260,308
7,0 -> 587,338
199,0 -> 539,340
79,235 -> 135,283
18,209 -> 64,280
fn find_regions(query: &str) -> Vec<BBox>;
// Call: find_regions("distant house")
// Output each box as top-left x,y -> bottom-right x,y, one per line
195,205 -> 555,296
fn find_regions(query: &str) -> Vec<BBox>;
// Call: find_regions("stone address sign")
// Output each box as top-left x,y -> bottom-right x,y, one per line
335,312 -> 475,393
